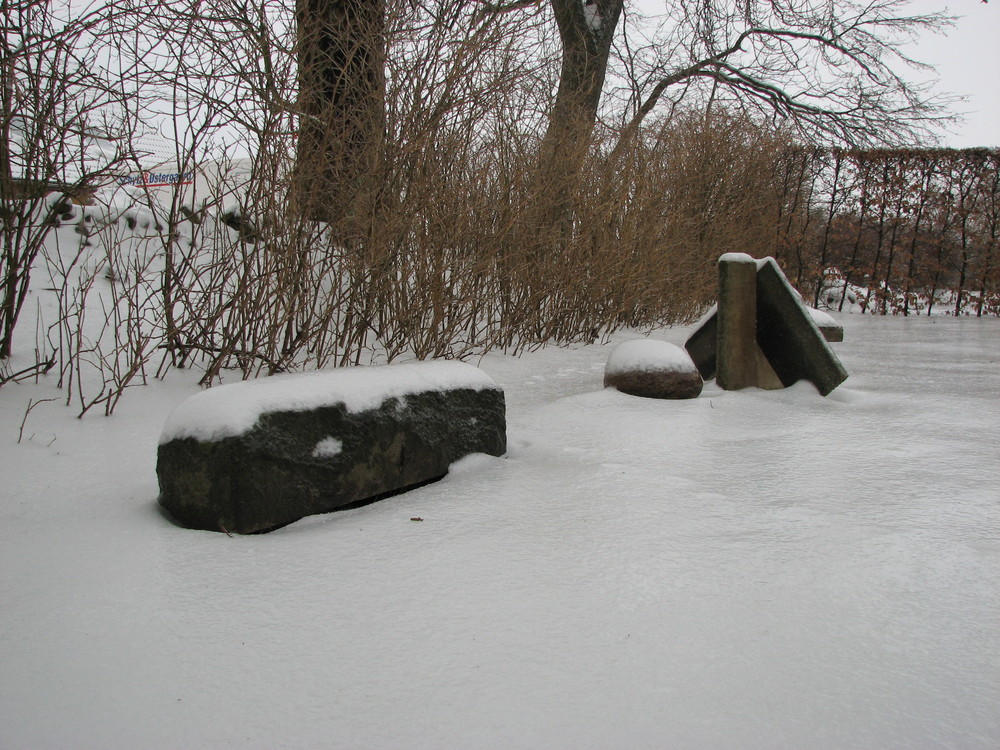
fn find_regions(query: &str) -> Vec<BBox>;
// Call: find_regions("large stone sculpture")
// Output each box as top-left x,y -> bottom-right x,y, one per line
686,254 -> 848,396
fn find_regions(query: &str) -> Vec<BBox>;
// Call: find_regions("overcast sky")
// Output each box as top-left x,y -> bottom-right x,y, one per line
630,0 -> 998,149
908,0 -> 999,148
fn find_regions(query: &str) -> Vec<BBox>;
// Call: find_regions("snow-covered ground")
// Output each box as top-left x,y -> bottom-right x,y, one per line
2,313 -> 999,749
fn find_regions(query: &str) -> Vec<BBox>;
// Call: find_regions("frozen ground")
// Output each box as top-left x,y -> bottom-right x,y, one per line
1,314 -> 998,749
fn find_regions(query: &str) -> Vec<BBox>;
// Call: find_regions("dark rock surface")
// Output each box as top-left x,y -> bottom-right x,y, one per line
684,312 -> 717,380
605,367 -> 703,400
158,379 -> 506,534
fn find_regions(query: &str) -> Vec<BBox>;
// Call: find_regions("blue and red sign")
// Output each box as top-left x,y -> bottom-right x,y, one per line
118,171 -> 194,187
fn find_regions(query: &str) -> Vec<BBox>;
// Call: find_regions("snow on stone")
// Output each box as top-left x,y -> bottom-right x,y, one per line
311,437 -> 343,458
806,306 -> 837,327
605,338 -> 695,375
159,360 -> 499,444
718,252 -> 757,264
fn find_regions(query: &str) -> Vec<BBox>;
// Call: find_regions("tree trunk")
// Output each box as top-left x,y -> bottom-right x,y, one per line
974,162 -> 999,316
292,0 -> 386,226
877,157 -> 908,314
901,156 -> 935,317
813,149 -> 843,308
840,154 -> 870,311
861,159 -> 892,314
532,0 -> 622,237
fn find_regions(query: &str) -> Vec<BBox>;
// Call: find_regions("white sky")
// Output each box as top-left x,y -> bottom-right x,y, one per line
630,0 -> 999,149
908,0 -> 999,148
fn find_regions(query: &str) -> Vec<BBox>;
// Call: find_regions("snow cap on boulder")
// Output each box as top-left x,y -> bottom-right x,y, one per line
604,339 -> 703,399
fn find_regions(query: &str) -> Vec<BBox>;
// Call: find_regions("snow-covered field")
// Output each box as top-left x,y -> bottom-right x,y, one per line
1,313 -> 998,749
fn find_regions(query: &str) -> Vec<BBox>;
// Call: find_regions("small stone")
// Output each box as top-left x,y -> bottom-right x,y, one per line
604,339 -> 703,399
818,324 -> 844,343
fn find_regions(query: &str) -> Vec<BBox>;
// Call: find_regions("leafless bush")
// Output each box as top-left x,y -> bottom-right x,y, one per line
4,0 -> 836,415
1,0 -> 136,363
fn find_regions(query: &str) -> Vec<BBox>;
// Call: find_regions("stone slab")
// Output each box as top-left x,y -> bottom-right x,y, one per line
684,311 -> 717,380
158,369 -> 506,534
817,323 -> 844,343
755,258 -> 848,396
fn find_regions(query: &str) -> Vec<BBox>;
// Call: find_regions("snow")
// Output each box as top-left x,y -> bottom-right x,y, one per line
311,437 -> 343,458
718,251 -> 757,264
159,360 -> 501,444
807,305 -> 838,327
583,1 -> 602,30
2,314 -> 1000,748
604,338 -> 696,375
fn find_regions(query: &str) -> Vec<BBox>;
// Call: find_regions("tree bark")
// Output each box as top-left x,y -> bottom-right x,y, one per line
532,0 -> 622,235
292,0 -> 386,225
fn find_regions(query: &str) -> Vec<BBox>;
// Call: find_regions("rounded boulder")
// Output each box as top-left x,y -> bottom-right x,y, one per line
604,339 -> 703,399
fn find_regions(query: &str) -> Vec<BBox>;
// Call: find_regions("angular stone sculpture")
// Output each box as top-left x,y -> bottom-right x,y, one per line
686,304 -> 843,382
604,339 -> 703,399
157,361 -> 506,533
685,255 -> 848,396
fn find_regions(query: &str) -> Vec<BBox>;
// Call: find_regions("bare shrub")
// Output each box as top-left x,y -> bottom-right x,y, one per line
6,0 -> 831,415
1,0 -> 135,363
